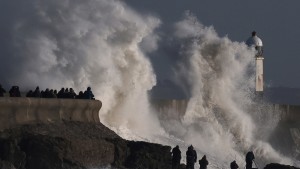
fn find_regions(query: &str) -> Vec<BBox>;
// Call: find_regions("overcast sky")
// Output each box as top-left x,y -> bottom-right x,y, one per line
126,0 -> 300,88
1,0 -> 299,89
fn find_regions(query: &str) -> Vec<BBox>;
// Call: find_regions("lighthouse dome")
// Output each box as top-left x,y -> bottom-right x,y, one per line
246,31 -> 263,47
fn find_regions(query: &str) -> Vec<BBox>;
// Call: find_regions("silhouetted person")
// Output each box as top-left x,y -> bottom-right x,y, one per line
57,88 -> 65,98
245,151 -> 255,169
49,89 -> 57,98
26,90 -> 33,97
230,160 -> 239,169
9,86 -> 21,97
199,155 -> 208,169
15,86 -> 21,97
33,86 -> 41,98
76,91 -> 84,99
84,87 -> 94,99
186,145 -> 197,169
9,86 -> 15,97
44,88 -> 51,98
54,90 -> 57,96
40,90 -> 45,98
69,88 -> 76,99
63,88 -> 69,98
172,145 -> 181,169
0,84 -> 6,97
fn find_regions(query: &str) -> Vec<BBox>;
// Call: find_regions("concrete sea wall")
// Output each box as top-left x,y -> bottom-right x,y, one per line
151,99 -> 300,121
0,97 -> 101,131
273,104 -> 300,120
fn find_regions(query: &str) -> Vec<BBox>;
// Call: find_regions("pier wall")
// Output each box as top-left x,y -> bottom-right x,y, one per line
0,97 -> 101,131
151,99 -> 300,121
273,104 -> 300,121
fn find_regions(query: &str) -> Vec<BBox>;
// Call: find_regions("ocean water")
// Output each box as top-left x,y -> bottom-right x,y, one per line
1,0 -> 299,168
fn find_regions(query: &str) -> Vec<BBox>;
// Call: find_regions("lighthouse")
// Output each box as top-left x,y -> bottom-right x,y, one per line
246,31 -> 264,93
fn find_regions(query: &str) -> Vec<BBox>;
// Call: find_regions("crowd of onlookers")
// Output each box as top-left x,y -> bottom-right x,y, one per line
0,84 -> 95,100
172,145 -> 255,169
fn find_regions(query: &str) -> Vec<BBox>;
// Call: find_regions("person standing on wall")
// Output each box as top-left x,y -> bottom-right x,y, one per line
172,145 -> 181,169
199,155 -> 208,169
245,151 -> 255,169
0,84 -> 6,97
230,160 -> 239,169
186,145 -> 197,169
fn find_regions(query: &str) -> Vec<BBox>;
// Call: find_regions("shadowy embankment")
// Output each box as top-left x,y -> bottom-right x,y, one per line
265,163 -> 299,169
0,121 -> 171,169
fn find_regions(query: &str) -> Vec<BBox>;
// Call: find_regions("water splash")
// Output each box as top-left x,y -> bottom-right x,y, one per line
0,0 -> 164,138
155,12 -> 293,168
0,1 -> 297,168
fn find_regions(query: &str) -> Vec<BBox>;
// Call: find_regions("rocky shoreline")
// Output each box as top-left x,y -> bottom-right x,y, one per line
0,121 -> 171,169
0,121 -> 299,169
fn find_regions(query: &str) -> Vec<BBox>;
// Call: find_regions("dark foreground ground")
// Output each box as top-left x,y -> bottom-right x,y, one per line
0,121 -> 171,169
0,121 -> 298,169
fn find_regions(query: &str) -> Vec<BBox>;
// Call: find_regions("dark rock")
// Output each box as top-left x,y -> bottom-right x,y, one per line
0,160 -> 16,169
179,163 -> 186,169
0,121 -> 173,169
125,141 -> 172,169
264,163 -> 300,169
0,139 -> 26,169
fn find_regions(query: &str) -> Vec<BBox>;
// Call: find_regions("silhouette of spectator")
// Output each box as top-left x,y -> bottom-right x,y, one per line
26,90 -> 33,97
172,145 -> 181,169
9,86 -> 21,97
41,90 -> 45,98
16,86 -> 21,97
84,87 -> 94,100
186,145 -> 197,169
33,86 -> 41,98
49,89 -> 57,98
69,88 -> 76,99
0,84 -> 6,97
76,91 -> 84,99
57,88 -> 65,98
44,88 -> 51,98
54,90 -> 57,96
9,86 -> 14,97
245,151 -> 255,169
230,160 -> 239,169
15,86 -> 21,97
63,88 -> 69,98
199,155 -> 208,169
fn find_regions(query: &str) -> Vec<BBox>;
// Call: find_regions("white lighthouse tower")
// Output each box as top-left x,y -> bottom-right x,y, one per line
246,31 -> 264,93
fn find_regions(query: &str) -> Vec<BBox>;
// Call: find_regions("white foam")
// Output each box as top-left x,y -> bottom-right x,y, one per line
2,0 -> 298,168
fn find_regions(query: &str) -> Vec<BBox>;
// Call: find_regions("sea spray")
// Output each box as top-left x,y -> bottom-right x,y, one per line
0,0 -> 297,168
0,0 -> 164,138
154,12 -> 293,167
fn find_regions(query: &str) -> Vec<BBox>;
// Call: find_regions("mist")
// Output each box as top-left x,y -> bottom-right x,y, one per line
0,0 -> 297,168
0,0 -> 164,137
157,13 -> 292,167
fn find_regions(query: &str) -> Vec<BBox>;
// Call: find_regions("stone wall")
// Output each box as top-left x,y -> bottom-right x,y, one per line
151,99 -> 188,120
151,99 -> 300,121
273,104 -> 300,120
0,97 -> 101,131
